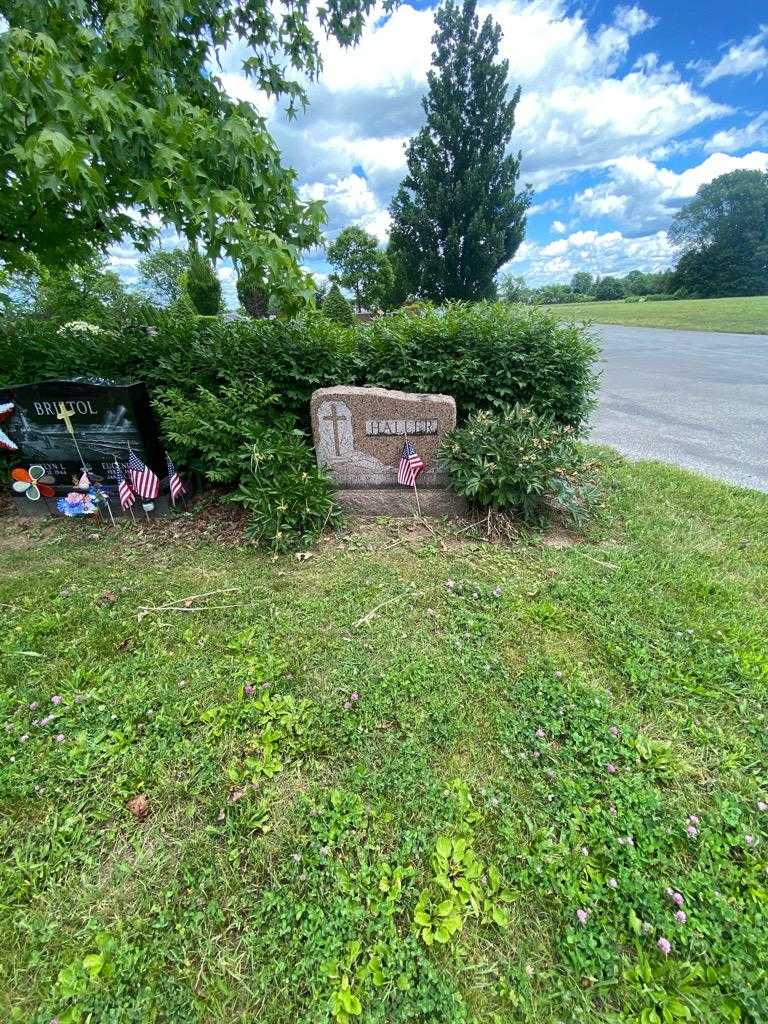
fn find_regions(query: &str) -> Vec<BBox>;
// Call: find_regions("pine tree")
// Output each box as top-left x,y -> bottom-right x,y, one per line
322,283 -> 355,325
185,254 -> 222,315
389,0 -> 530,302
237,264 -> 269,318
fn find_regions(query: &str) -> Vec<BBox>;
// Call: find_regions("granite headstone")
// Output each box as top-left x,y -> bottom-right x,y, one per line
310,385 -> 466,515
0,378 -> 169,516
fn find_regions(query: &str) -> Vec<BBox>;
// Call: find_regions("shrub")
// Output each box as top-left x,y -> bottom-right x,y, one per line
237,265 -> 269,318
357,302 -> 599,430
150,310 -> 357,428
234,437 -> 341,553
185,255 -> 222,315
440,405 -> 590,525
322,284 -> 355,326
156,377 -> 340,550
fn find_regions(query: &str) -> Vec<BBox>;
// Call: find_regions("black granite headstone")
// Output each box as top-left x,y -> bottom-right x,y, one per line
0,378 -> 169,515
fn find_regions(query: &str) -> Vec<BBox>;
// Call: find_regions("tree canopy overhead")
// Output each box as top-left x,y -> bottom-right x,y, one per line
0,0 -> 395,305
388,0 -> 531,303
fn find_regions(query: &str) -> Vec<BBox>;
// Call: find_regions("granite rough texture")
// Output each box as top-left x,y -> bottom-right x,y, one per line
311,385 -> 462,516
335,488 -> 468,517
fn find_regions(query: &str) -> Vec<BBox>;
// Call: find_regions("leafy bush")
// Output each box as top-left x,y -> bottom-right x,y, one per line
440,405 -> 590,524
357,302 -> 599,429
234,436 -> 341,553
156,377 -> 340,550
185,254 -> 222,315
322,283 -> 355,325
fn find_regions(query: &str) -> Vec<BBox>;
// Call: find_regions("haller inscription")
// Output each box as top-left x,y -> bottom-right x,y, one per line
365,419 -> 438,436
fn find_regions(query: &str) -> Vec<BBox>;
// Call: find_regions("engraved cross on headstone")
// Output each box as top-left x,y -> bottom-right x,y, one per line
322,402 -> 348,458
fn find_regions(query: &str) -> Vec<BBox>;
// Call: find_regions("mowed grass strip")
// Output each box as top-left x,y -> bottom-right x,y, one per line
545,294 -> 768,334
1,452 -> 767,1023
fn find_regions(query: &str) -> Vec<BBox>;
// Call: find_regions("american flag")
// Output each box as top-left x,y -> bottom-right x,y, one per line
126,450 -> 160,500
397,439 -> 425,486
166,454 -> 186,505
115,462 -> 135,511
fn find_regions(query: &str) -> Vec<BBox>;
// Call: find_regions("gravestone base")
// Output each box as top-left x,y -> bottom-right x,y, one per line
8,492 -> 175,519
335,487 -> 468,517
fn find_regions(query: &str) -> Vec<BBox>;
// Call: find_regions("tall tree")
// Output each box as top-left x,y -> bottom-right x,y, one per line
138,250 -> 191,307
0,0 -> 393,307
389,0 -> 530,302
326,227 -> 394,311
570,272 -> 594,294
670,170 -> 768,297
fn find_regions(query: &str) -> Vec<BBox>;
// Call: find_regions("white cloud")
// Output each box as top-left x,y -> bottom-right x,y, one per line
551,220 -> 566,233
698,25 -> 768,85
705,113 -> 768,154
573,150 -> 768,231
507,228 -> 675,285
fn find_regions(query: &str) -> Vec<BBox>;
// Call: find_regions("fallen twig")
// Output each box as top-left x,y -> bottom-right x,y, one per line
137,587 -> 240,613
578,552 -> 619,571
353,588 -> 425,628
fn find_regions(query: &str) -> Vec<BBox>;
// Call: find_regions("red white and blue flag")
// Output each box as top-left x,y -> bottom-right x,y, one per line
166,454 -> 186,505
397,440 -> 425,486
115,462 -> 136,511
126,450 -> 160,500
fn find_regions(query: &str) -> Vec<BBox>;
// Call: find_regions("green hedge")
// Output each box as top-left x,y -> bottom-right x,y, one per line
357,303 -> 599,429
0,302 -> 599,431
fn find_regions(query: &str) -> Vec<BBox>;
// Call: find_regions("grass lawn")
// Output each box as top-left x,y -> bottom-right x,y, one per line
2,452 -> 767,1023
545,295 -> 768,334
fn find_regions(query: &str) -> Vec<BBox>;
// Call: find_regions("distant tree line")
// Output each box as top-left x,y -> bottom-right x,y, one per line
499,268 -> 676,306
501,170 -> 768,306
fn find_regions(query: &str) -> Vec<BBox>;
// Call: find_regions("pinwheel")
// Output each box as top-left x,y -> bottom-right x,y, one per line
11,465 -> 55,502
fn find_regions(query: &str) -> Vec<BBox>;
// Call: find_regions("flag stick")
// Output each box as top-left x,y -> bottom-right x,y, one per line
402,423 -> 422,517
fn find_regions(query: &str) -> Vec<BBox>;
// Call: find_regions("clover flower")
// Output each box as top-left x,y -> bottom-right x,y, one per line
576,908 -> 590,925
343,700 -> 353,711
535,728 -> 546,739
675,911 -> 687,924
609,803 -> 617,816
350,691 -> 360,702
29,702 -> 39,710
609,726 -> 620,737
608,878 -> 618,889
687,825 -> 698,838
745,835 -> 755,846
657,937 -> 671,955
51,695 -> 62,705
55,734 -> 65,743
244,684 -> 255,696
758,801 -> 767,812
606,763 -> 618,774
687,814 -> 699,825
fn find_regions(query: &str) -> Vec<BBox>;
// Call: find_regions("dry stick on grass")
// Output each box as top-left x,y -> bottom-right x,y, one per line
353,588 -> 426,629
578,552 -> 620,571
138,587 -> 241,612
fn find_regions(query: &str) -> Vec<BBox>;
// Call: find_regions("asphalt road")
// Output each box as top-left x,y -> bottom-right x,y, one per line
590,324 -> 768,493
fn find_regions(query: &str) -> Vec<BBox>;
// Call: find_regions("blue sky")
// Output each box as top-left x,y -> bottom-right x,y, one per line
109,2 -> 768,303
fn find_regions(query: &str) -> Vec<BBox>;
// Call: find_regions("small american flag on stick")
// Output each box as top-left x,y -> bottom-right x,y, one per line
397,439 -> 425,486
126,450 -> 160,500
115,461 -> 135,511
166,454 -> 186,505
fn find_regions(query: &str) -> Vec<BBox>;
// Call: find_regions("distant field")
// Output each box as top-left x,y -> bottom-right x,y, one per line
545,295 -> 768,334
